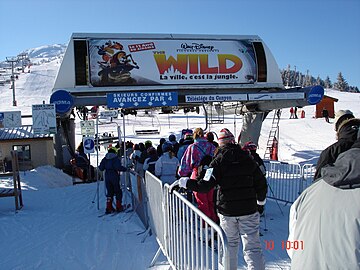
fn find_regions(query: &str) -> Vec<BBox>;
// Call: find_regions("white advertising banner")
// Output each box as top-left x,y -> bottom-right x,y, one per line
88,39 -> 257,87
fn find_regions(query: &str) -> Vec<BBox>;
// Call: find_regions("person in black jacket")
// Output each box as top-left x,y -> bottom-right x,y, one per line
314,110 -> 360,180
322,107 -> 329,123
172,128 -> 267,270
98,148 -> 127,214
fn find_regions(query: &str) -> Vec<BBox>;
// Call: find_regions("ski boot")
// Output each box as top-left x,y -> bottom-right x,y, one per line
105,198 -> 115,214
116,200 -> 123,212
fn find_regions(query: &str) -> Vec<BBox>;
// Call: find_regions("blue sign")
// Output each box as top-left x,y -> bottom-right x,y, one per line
106,91 -> 178,109
307,85 -> 324,105
50,90 -> 74,115
83,137 -> 95,154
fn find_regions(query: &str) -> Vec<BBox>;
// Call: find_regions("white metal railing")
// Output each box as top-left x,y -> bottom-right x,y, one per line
265,160 -> 316,203
145,171 -> 229,270
131,161 -> 316,268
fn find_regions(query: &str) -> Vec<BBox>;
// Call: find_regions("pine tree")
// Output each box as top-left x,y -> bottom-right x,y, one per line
316,76 -> 325,87
334,72 -> 349,92
324,76 -> 332,89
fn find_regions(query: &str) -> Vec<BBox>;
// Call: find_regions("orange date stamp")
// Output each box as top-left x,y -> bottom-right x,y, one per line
264,240 -> 304,250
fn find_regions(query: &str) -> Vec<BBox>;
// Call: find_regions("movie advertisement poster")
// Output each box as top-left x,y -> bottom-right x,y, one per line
88,39 -> 257,87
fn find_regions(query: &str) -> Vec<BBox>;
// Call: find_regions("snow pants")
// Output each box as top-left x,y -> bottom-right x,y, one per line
105,176 -> 122,202
193,189 -> 218,223
218,212 -> 265,270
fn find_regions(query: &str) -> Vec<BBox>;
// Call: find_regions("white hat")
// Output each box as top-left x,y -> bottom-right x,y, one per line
334,110 -> 354,131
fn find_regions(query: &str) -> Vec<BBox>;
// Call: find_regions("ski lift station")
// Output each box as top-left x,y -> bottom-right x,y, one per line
50,33 -> 324,166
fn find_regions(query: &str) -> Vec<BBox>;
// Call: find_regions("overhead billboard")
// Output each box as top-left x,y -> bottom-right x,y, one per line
88,39 -> 257,87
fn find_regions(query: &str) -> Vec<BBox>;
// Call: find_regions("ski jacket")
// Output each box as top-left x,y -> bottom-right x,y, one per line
98,153 -> 127,182
288,140 -> 360,270
177,138 -> 216,178
143,155 -> 158,175
314,118 -> 360,179
74,152 -> 90,168
138,150 -> 149,164
170,141 -> 180,156
155,153 -> 179,184
177,139 -> 193,161
250,151 -> 266,176
130,150 -> 141,163
186,143 -> 267,216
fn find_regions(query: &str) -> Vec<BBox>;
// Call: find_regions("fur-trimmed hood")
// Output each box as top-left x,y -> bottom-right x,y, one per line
321,139 -> 360,189
336,118 -> 360,140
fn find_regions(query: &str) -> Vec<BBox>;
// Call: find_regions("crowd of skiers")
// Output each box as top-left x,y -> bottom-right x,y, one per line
126,127 -> 267,269
84,108 -> 360,269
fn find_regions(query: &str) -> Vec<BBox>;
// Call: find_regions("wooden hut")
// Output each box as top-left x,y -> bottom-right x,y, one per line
315,95 -> 338,118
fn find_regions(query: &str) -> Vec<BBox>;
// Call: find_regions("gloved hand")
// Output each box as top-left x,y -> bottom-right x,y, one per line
178,177 -> 189,188
257,205 -> 265,215
169,180 -> 179,194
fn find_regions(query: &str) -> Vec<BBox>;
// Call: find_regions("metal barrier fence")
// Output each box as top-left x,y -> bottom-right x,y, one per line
126,161 -> 316,268
264,160 -> 316,204
145,171 -> 229,270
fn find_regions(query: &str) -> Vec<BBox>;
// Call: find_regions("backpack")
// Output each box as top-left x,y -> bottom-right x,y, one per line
193,144 -> 213,178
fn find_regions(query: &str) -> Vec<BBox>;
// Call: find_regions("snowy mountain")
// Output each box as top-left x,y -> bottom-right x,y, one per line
25,44 -> 67,59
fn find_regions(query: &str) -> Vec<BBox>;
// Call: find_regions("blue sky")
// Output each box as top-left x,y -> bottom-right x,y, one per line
1,0 -> 359,87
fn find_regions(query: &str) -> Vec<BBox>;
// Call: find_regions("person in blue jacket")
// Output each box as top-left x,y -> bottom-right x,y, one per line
98,147 -> 127,214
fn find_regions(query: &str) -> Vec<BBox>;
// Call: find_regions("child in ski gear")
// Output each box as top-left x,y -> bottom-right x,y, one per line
98,148 -> 127,214
174,128 -> 267,270
155,141 -> 179,184
178,127 -> 217,222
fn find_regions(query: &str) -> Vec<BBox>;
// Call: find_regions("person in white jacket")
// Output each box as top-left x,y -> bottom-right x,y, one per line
155,141 -> 179,184
288,135 -> 360,270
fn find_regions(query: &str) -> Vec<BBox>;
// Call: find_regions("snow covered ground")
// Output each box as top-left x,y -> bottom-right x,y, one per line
1,55 -> 359,269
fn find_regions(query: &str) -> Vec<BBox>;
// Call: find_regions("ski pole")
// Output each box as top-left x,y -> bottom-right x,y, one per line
263,210 -> 268,232
268,183 -> 284,216
91,188 -> 97,203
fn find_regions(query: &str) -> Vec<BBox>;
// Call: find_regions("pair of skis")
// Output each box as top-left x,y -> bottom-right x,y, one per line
98,203 -> 132,218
